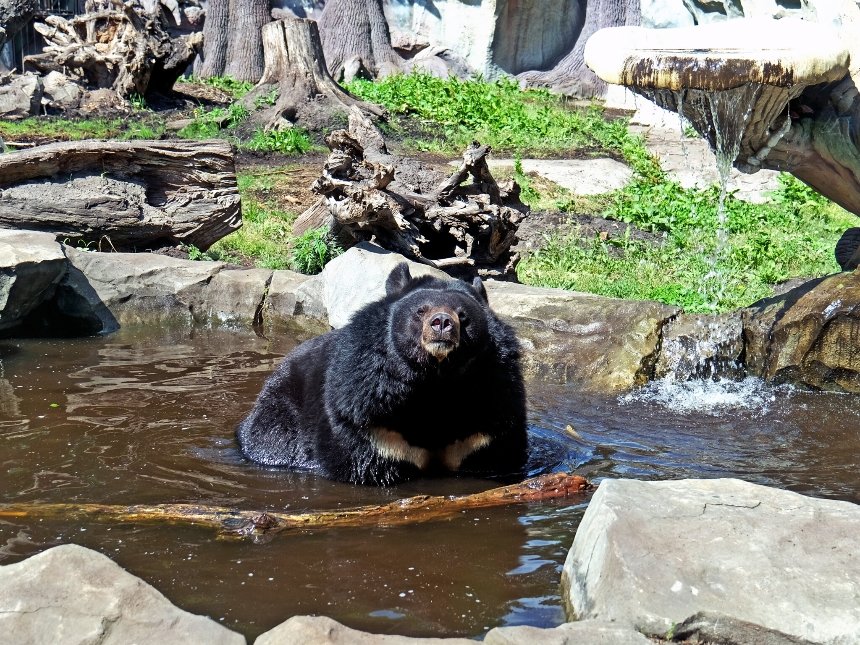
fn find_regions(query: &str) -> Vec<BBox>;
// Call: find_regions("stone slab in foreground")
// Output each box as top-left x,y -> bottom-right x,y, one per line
563,478 -> 860,643
0,543 -> 244,645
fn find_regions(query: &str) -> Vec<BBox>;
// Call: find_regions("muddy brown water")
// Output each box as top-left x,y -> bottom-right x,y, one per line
1,326 -> 858,640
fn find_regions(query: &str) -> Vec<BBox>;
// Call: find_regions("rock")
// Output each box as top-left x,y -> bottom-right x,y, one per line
486,158 -> 633,196
484,620 -> 652,645
0,230 -> 67,332
742,270 -> 860,392
0,543 -> 244,645
52,249 -> 327,335
0,72 -> 42,119
263,268 -> 330,337
255,615 -> 473,644
654,312 -> 744,380
312,243 -> 449,329
41,70 -> 82,111
563,478 -> 860,642
485,281 -> 679,390
640,0 -> 695,29
384,0 -> 583,79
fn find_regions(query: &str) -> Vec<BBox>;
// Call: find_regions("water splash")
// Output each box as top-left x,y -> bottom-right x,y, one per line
620,376 -> 794,416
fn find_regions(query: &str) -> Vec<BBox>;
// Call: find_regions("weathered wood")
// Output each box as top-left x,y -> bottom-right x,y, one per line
23,0 -> 202,98
0,139 -> 241,251
295,109 -> 527,277
242,18 -> 385,132
0,472 -> 592,541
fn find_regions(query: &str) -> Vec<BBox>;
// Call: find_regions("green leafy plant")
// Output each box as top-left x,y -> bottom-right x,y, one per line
290,226 -> 343,274
244,127 -> 312,155
179,75 -> 255,99
177,103 -> 249,140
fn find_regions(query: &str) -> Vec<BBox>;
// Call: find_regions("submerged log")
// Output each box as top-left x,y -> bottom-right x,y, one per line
0,472 -> 592,541
0,139 -> 241,251
294,108 -> 527,278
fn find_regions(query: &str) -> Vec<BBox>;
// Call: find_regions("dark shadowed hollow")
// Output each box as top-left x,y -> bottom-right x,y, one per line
0,326 -> 858,639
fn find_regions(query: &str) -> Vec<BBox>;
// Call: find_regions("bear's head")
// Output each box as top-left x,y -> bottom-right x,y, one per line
384,263 -> 491,367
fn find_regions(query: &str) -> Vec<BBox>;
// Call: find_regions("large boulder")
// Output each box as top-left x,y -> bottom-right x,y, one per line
485,281 -> 679,389
742,270 -> 860,392
0,544 -> 244,645
563,478 -> 860,642
0,229 -> 67,332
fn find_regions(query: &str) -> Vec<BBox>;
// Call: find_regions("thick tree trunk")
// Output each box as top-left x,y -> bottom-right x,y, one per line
318,0 -> 402,82
518,0 -> 640,97
0,473 -> 592,541
197,0 -> 229,78
242,18 -> 384,131
0,140 -> 241,251
222,0 -> 269,83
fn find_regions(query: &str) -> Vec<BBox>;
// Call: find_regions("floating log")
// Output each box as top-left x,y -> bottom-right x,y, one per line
0,472 -> 592,542
0,139 -> 242,251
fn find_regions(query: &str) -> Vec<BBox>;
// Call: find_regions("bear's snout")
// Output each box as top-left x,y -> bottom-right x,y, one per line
421,307 -> 460,360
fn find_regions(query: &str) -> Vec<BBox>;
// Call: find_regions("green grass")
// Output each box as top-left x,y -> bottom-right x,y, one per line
206,196 -> 296,269
346,72 -> 650,167
177,75 -> 255,99
0,117 -> 165,141
517,174 -> 854,313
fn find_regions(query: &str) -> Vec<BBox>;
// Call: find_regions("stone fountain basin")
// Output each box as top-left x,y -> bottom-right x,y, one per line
584,18 -> 850,91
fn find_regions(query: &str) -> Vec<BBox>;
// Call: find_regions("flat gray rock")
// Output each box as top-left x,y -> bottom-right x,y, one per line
487,158 -> 633,195
0,229 -> 67,332
563,478 -> 860,643
0,544 -> 244,645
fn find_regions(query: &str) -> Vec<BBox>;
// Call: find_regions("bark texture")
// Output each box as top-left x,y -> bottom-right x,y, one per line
294,108 -> 527,277
518,0 -> 640,97
197,0 -> 229,78
0,472 -> 592,541
23,1 -> 202,97
0,139 -> 241,251
222,0 -> 269,82
241,18 -> 385,131
318,0 -> 402,83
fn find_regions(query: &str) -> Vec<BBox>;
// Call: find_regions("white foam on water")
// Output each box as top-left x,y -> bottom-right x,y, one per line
620,376 -> 792,416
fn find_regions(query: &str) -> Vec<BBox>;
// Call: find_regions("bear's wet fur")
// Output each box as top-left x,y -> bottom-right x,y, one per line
236,263 -> 528,486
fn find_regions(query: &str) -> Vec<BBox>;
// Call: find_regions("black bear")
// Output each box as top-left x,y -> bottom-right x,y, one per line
236,263 -> 528,486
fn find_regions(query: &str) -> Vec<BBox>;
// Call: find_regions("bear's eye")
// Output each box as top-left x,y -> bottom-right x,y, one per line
416,306 -> 428,317
458,310 -> 469,326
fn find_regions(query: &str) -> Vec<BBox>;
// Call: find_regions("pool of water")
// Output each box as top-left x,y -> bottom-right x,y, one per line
1,326 -> 858,639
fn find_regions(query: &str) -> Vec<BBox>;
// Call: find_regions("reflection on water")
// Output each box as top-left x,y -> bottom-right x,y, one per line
0,327 -> 859,639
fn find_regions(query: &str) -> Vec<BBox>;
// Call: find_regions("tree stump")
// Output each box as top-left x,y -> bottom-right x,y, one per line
0,139 -> 241,251
294,108 -> 527,278
23,0 -> 202,98
241,18 -> 385,132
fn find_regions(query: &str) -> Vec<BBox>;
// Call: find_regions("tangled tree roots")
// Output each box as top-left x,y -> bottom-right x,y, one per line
294,108 -> 528,278
24,0 -> 201,98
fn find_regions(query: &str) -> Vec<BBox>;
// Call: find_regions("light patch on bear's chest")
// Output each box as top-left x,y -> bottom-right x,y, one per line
370,428 -> 492,471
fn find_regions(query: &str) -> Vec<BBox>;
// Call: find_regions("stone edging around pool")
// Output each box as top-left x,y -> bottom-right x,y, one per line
2,477 -> 858,644
3,229 -> 860,393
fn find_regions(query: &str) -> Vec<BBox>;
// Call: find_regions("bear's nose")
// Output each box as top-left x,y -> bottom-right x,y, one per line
430,312 -> 455,334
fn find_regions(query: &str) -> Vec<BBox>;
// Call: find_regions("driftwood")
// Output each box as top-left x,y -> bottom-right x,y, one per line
0,472 -> 592,542
23,0 -> 201,98
0,139 -> 241,251
294,108 -> 527,277
241,18 -> 385,132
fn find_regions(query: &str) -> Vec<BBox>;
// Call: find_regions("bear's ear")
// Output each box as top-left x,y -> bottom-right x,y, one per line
471,276 -> 488,303
385,263 -> 413,295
